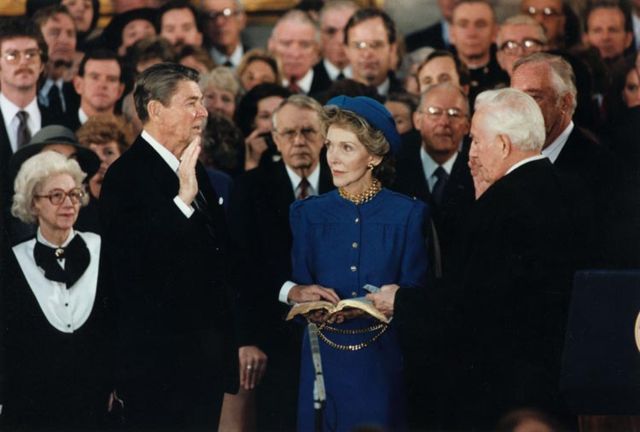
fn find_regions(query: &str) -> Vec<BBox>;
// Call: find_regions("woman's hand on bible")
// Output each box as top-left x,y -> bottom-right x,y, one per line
366,284 -> 400,318
288,284 -> 340,304
239,345 -> 268,390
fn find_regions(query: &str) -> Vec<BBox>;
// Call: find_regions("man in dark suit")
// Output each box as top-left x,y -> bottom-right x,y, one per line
405,0 -> 456,52
370,88 -> 588,430
511,52 -> 620,266
201,0 -> 249,69
317,1 -> 359,81
393,82 -> 474,280
99,63 -> 237,430
228,95 -> 334,430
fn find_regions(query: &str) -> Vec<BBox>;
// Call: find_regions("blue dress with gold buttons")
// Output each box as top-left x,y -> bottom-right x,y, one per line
290,188 -> 428,432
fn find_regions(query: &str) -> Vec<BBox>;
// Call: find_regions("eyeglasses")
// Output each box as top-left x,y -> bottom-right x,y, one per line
524,6 -> 562,17
421,106 -> 466,119
499,38 -> 544,54
322,26 -> 342,37
35,187 -> 85,205
349,40 -> 388,51
2,49 -> 41,64
206,8 -> 240,20
275,127 -> 319,142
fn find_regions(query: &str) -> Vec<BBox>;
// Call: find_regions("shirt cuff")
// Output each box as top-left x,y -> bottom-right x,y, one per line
173,196 -> 194,218
279,280 -> 297,305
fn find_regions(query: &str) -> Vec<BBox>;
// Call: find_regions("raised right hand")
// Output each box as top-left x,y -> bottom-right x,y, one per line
177,136 -> 201,206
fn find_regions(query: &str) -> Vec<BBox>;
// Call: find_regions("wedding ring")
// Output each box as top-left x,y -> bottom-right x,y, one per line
246,365 -> 253,370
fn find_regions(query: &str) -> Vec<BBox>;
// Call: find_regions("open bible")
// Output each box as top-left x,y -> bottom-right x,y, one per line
286,297 -> 389,324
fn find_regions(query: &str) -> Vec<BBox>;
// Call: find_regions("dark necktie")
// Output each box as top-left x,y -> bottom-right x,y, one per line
16,110 -> 31,149
297,177 -> 310,199
33,235 -> 90,288
223,59 -> 233,67
336,71 -> 346,80
431,166 -> 449,208
47,84 -> 63,113
288,78 -> 302,94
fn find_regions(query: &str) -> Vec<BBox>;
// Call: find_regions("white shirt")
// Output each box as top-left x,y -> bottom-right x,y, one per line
210,43 -> 244,69
283,68 -> 315,95
420,147 -> 458,191
505,154 -> 547,175
12,230 -> 100,333
0,93 -> 41,153
542,121 -> 574,163
78,107 -> 89,125
39,78 -> 66,112
377,77 -> 391,97
323,59 -> 352,81
142,129 -> 195,218
441,20 -> 450,47
278,163 -> 322,304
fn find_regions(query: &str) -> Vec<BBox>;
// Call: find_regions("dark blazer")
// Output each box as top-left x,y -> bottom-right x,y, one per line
227,159 -> 333,430
395,159 -> 589,430
309,61 -> 333,96
99,135 -> 237,429
405,21 -> 448,53
38,81 -> 79,119
392,138 -> 475,278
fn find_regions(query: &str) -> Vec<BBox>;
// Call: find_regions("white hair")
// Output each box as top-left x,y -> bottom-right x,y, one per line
271,9 -> 321,43
475,88 -> 545,151
12,151 -> 88,225
199,66 -> 242,98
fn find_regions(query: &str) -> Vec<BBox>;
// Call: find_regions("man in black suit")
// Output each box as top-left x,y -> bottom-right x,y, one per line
269,10 -> 332,96
405,0 -> 456,52
511,52 -> 620,266
371,88 -> 587,430
392,82 -> 474,279
227,95 -> 333,430
317,1 -> 359,81
33,5 -> 79,118
99,63 -> 237,430
202,0 -> 249,69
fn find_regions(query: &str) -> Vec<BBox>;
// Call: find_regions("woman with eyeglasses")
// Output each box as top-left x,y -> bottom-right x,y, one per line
0,151 -> 113,430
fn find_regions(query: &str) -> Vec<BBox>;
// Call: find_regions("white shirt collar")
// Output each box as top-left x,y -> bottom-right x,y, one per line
506,154 -> 547,175
283,68 -> 315,94
0,92 -> 41,152
420,146 -> 458,190
142,129 -> 181,173
377,77 -> 391,97
441,20 -> 450,46
78,107 -> 89,125
542,121 -> 574,163
210,43 -> 244,68
322,59 -> 352,81
284,162 -> 321,196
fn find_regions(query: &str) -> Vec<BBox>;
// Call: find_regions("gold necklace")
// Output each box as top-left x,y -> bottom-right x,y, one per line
338,178 -> 382,205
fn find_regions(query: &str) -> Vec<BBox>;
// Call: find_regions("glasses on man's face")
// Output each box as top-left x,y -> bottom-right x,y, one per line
35,187 -> 85,205
206,8 -> 239,20
1,49 -> 41,65
322,26 -> 342,37
524,6 -> 562,18
422,106 -> 465,120
499,38 -> 544,55
349,40 -> 388,51
275,127 -> 319,142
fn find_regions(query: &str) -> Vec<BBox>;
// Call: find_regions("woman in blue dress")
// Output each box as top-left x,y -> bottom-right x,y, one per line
287,96 -> 429,431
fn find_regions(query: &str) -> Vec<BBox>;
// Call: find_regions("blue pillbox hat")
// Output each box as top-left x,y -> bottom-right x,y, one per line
326,95 -> 401,155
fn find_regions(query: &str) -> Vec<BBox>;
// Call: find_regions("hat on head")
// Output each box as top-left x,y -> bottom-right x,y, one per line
101,8 -> 157,52
9,125 -> 101,182
325,95 -> 401,155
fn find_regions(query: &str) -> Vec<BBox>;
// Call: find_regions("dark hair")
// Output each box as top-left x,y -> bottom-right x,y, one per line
418,49 -> 471,87
133,62 -> 199,123
234,83 -> 292,136
32,4 -> 73,30
156,0 -> 203,35
452,0 -> 496,21
585,0 -> 633,33
602,53 -> 638,124
176,45 -> 215,71
386,92 -> 419,114
202,113 -> 244,174
126,36 -> 176,71
78,49 -> 123,81
320,78 -> 383,104
344,8 -> 396,45
0,17 -> 49,65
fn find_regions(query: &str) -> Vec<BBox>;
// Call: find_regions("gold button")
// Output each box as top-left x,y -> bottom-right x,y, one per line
355,217 -> 359,223
352,242 -> 358,248
352,291 -> 357,297
350,265 -> 357,272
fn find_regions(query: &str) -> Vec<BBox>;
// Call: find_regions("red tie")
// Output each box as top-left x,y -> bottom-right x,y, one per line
288,78 -> 302,94
297,177 -> 310,199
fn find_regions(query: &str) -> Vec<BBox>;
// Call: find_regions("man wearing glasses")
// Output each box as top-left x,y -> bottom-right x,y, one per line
520,0 -> 567,50
496,15 -> 547,76
344,8 -> 402,97
201,0 -> 248,68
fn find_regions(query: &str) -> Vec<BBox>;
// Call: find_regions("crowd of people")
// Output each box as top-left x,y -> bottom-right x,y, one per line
0,0 -> 639,431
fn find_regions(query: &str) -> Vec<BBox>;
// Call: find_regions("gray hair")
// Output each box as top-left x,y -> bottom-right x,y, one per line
200,0 -> 244,12
272,9 -> 320,43
272,94 -> 326,132
474,88 -> 545,152
419,82 -> 470,117
513,52 -> 577,116
498,14 -> 547,44
199,66 -> 242,98
12,151 -> 88,225
319,0 -> 359,21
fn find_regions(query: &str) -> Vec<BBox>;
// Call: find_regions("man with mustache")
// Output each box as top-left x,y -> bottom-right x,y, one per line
33,5 -> 79,117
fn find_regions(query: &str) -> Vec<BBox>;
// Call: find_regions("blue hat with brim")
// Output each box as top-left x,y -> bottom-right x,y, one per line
326,95 -> 401,155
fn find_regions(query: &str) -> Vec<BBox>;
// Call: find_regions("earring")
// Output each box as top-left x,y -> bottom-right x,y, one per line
367,162 -> 375,170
